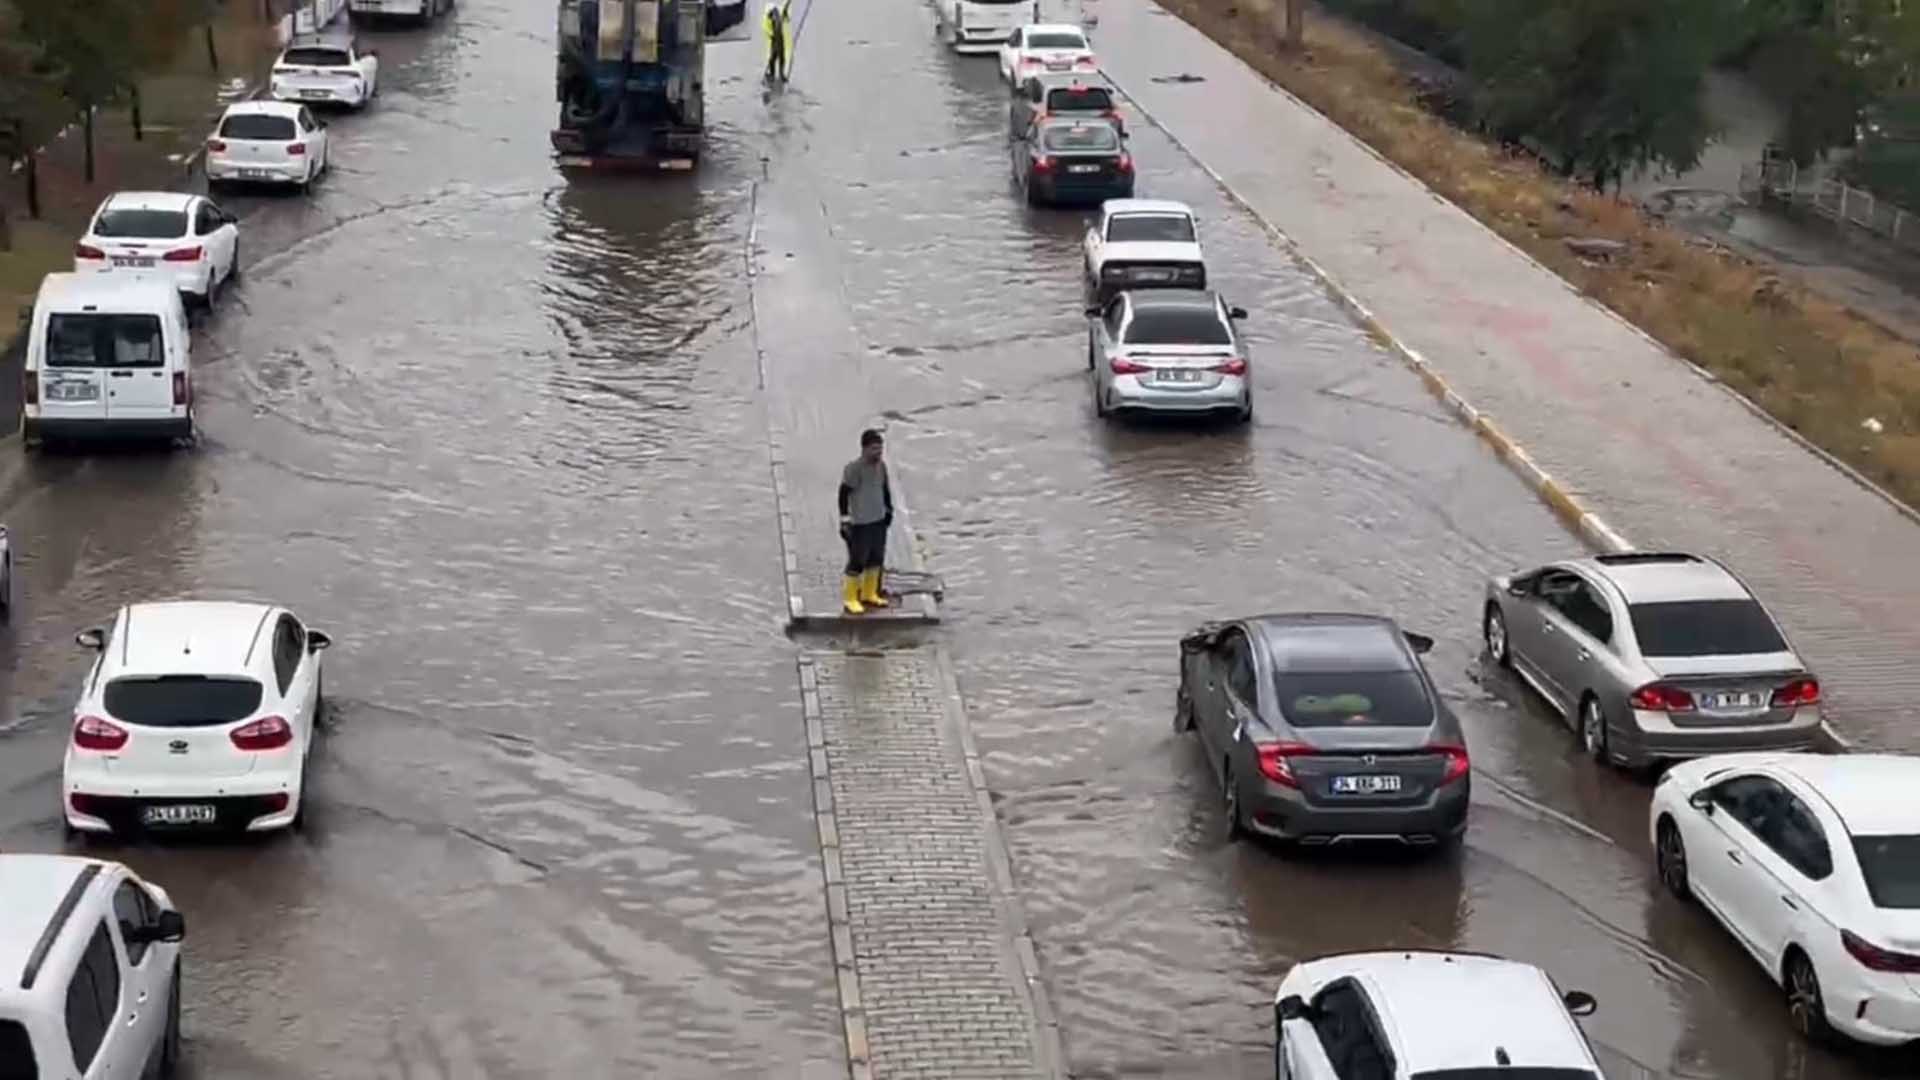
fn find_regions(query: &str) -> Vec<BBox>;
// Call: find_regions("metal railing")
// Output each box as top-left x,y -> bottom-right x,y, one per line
1740,157 -> 1920,253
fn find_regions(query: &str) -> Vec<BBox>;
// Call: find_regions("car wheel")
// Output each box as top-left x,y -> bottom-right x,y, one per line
1093,379 -> 1108,418
1579,696 -> 1611,763
1174,680 -> 1194,733
1656,816 -> 1690,900
1234,397 -> 1252,424
299,163 -> 313,193
1785,950 -> 1833,1043
159,964 -> 182,1078
230,241 -> 243,282
1483,604 -> 1511,667
1222,758 -> 1245,841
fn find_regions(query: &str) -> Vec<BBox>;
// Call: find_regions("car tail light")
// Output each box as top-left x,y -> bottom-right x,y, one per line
1256,742 -> 1314,788
1772,677 -> 1820,707
1117,153 -> 1134,173
1433,744 -> 1470,785
23,372 -> 37,407
1075,55 -> 1095,67
231,715 -> 293,751
1033,155 -> 1053,172
74,242 -> 106,260
286,142 -> 306,156
261,792 -> 290,814
206,138 -> 226,153
163,246 -> 203,262
1109,356 -> 1150,374
73,715 -> 129,751
1841,930 -> 1920,974
172,371 -> 188,407
1213,357 -> 1246,375
1630,683 -> 1696,713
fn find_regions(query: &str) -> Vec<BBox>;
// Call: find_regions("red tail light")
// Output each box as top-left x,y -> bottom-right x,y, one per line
1772,678 -> 1820,707
69,792 -> 105,816
23,372 -> 37,407
286,143 -> 306,156
261,792 -> 290,814
1841,930 -> 1920,973
74,242 -> 106,260
1109,356 -> 1150,374
172,371 -> 188,407
1256,742 -> 1314,788
206,138 -> 227,153
1630,683 -> 1696,713
1075,55 -> 1095,67
163,246 -> 203,262
1117,153 -> 1134,173
1213,358 -> 1246,375
1433,744 -> 1471,785
231,716 -> 293,751
1033,155 -> 1053,172
73,715 -> 129,751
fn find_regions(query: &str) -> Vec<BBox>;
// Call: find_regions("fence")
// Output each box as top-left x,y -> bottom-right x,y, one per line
1740,157 -> 1920,254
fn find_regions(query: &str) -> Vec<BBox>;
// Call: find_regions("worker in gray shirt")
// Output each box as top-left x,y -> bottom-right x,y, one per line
838,428 -> 893,615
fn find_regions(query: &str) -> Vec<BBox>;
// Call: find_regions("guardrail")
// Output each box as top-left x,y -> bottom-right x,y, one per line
1740,158 -> 1920,254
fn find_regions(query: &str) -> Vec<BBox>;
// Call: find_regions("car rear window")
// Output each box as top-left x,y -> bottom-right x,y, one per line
104,675 -> 264,727
0,1018 -> 36,1080
1275,670 -> 1434,728
1045,86 -> 1111,112
1627,599 -> 1787,656
282,47 -> 350,66
45,314 -> 165,370
91,208 -> 188,239
1854,835 -> 1920,908
1108,214 -> 1195,243
1413,1071 -> 1598,1080
1028,31 -> 1086,48
1122,307 -> 1230,345
1041,124 -> 1118,152
219,113 -> 297,140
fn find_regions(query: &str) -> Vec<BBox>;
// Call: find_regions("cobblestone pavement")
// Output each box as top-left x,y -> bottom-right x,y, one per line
800,650 -> 1058,1080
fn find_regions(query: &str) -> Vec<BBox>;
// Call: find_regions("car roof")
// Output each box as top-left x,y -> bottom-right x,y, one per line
223,99 -> 303,118
1126,289 -> 1221,312
1574,552 -> 1750,604
113,601 -> 277,678
1025,22 -> 1087,35
36,271 -> 181,311
1105,199 -> 1192,218
285,33 -> 351,49
1250,613 -> 1414,673
98,191 -> 195,214
0,856 -> 109,998
1029,71 -> 1106,89
1336,952 -> 1594,1072
1776,754 -> 1920,835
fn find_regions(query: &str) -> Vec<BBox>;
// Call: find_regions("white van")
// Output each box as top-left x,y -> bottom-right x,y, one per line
21,272 -> 194,447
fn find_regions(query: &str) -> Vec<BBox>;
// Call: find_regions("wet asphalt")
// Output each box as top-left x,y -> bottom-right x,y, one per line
0,0 -> 1915,1077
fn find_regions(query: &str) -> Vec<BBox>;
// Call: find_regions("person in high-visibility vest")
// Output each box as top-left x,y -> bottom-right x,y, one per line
764,1 -> 791,83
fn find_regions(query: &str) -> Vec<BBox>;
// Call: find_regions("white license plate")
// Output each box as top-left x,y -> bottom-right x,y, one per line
1156,368 -> 1202,382
1331,774 -> 1402,794
306,89 -> 332,97
47,381 -> 98,402
1702,691 -> 1766,710
1069,163 -> 1100,173
142,804 -> 217,826
1135,269 -> 1175,282
241,168 -> 274,179
1046,60 -> 1071,70
110,256 -> 155,268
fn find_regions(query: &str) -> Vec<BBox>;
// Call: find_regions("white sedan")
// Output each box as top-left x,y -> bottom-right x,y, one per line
270,35 -> 380,109
64,601 -> 333,837
1083,198 -> 1206,301
205,100 -> 331,192
1651,752 -> 1920,1046
71,191 -> 239,308
998,24 -> 1096,84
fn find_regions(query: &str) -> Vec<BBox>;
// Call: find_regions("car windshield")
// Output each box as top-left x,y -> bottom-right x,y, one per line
1028,31 -> 1086,48
1412,1071 -> 1599,1080
1046,87 -> 1111,111
1627,599 -> 1787,656
282,47 -> 350,66
1108,214 -> 1195,243
1122,306 -> 1230,345
219,113 -> 297,140
0,1019 -> 35,1080
45,314 -> 165,370
1041,124 -> 1118,152
1275,670 -> 1433,728
103,675 -> 264,728
91,208 -> 187,239
1853,835 -> 1920,908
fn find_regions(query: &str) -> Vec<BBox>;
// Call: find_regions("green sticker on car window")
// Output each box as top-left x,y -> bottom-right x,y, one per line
1293,694 -> 1373,715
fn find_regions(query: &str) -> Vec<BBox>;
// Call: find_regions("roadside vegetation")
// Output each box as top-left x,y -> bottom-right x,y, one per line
1157,0 -> 1920,509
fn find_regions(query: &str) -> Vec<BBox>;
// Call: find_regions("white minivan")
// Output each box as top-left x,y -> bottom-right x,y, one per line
21,273 -> 194,447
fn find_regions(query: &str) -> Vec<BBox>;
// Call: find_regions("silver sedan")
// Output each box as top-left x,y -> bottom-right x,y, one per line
1085,290 -> 1251,421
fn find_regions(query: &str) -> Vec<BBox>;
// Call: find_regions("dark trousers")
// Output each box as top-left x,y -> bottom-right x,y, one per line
766,39 -> 786,80
844,521 -> 887,575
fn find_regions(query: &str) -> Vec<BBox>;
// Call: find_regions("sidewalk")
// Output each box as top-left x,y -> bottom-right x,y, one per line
1094,0 -> 1920,752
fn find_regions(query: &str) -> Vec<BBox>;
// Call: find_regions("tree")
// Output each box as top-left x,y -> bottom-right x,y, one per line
15,0 -> 143,183
0,0 -> 64,240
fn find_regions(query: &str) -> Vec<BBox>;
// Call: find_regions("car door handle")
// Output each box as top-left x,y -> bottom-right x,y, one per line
1781,894 -> 1799,910
1726,849 -> 1743,864
136,989 -> 148,1004
1575,649 -> 1591,662
1541,622 -> 1557,634
108,370 -> 133,378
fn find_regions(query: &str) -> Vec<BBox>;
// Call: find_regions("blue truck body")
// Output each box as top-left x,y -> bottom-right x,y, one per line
552,0 -> 749,167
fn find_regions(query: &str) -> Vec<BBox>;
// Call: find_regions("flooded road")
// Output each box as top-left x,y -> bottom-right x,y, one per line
0,0 -> 1913,1076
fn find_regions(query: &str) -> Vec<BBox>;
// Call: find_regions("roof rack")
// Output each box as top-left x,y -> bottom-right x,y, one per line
1593,552 -> 1701,565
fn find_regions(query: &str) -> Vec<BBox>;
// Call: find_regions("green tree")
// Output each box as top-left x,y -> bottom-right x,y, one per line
0,0 -> 65,239
15,0 -> 143,183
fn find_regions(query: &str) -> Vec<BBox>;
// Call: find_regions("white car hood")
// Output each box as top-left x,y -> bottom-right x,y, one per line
1101,240 -> 1204,264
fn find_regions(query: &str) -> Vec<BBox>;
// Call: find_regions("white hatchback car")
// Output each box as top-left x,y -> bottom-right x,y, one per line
63,601 -> 333,837
1274,951 -> 1603,1080
269,35 -> 380,109
72,192 -> 239,308
1651,752 -> 1920,1046
998,23 -> 1096,84
203,101 -> 331,192
0,855 -> 186,1079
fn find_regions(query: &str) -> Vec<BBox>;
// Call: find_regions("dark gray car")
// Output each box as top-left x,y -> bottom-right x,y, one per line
1175,613 -> 1471,848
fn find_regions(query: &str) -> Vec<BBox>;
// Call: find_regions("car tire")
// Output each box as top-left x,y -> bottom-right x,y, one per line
0,556 -> 13,620
1580,696 -> 1610,764
1174,680 -> 1194,733
159,964 -> 182,1078
1784,949 -> 1833,1044
1222,758 -> 1245,841
1093,380 -> 1108,418
1482,604 -> 1511,667
299,164 -> 313,193
1234,397 -> 1252,424
230,241 -> 243,283
1656,816 -> 1690,900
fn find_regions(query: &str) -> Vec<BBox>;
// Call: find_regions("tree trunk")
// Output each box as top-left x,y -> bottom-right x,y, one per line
131,86 -> 144,142
206,22 -> 220,71
26,147 -> 40,219
0,195 -> 12,253
83,107 -> 95,184
1284,0 -> 1303,50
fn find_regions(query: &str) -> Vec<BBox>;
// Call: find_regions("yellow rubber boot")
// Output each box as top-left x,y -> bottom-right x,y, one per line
861,568 -> 890,608
842,575 -> 866,615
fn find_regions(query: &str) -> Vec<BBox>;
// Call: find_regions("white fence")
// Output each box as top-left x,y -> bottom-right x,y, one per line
1740,157 -> 1920,253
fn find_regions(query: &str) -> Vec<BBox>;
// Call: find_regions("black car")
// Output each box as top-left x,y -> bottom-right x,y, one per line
1013,118 -> 1134,207
1009,73 -> 1123,137
1175,613 -> 1471,848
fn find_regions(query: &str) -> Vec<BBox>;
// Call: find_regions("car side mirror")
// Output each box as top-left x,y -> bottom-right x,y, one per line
1404,632 -> 1434,655
1688,790 -> 1715,815
1507,580 -> 1531,597
1085,305 -> 1101,317
1276,994 -> 1311,1022
1562,990 -> 1597,1017
308,630 -> 333,653
1228,306 -> 1248,320
133,910 -> 186,945
76,628 -> 105,651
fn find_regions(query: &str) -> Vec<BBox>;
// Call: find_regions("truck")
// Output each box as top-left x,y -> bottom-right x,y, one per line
551,0 -> 750,170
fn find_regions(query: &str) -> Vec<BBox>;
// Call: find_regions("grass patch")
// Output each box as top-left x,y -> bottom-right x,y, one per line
1158,0 -> 1920,508
0,219 -> 70,319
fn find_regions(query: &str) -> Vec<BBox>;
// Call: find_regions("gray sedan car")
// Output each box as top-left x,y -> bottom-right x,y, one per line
1175,613 -> 1471,848
1087,289 -> 1251,421
1482,552 -> 1823,769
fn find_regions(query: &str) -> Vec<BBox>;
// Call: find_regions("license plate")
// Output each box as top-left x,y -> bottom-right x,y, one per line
307,89 -> 332,97
47,380 -> 97,402
1069,163 -> 1100,173
1156,368 -> 1202,382
1702,691 -> 1766,710
110,256 -> 155,268
241,168 -> 273,179
1331,774 -> 1402,794
1135,268 -> 1175,282
142,804 -> 217,826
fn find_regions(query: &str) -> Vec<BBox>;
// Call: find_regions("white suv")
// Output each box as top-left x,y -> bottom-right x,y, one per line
0,855 -> 186,1079
63,601 -> 333,837
1274,951 -> 1603,1079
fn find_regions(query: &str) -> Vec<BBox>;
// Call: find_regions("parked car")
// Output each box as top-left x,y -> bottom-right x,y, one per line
1483,552 -> 1823,770
997,23 -> 1095,83
349,0 -> 453,23
269,34 -> 380,110
21,273 -> 195,447
1009,73 -> 1122,137
939,0 -> 1026,54
1086,289 -> 1250,421
72,192 -> 239,309
1274,951 -> 1602,1079
1013,117 -> 1133,206
0,854 -> 187,1079
1083,198 -> 1205,304
204,101 -> 331,192
1651,752 -> 1920,1047
1174,613 -> 1469,846
63,601 -> 333,837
